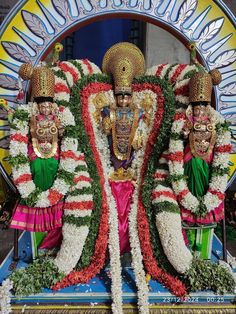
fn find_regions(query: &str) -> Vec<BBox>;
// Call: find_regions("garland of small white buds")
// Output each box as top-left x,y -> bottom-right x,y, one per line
168,107 -> 231,216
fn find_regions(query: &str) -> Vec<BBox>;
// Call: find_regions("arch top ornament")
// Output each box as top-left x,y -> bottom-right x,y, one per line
0,0 -> 236,179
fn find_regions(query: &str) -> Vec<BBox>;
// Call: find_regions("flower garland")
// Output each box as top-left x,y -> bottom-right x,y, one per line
87,90 -> 123,313
151,155 -> 193,274
52,81 -> 112,290
132,80 -> 188,297
0,279 -> 12,314
146,63 -> 199,106
168,107 -> 231,217
9,103 -> 82,208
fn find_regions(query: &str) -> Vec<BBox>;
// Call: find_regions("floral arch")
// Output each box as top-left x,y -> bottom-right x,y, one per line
0,0 -> 236,180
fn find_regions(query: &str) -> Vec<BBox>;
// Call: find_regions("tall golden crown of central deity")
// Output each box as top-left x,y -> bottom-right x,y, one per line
19,63 -> 55,99
102,42 -> 145,94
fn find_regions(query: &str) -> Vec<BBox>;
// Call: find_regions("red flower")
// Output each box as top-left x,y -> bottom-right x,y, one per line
14,174 -> 32,185
174,112 -> 186,121
54,83 -> 70,94
59,62 -> 79,83
166,152 -> 184,162
65,201 -> 94,210
82,59 -> 93,74
48,189 -> 63,205
155,64 -> 167,77
214,144 -> 232,153
59,106 -> 65,112
61,151 -> 84,161
10,133 -> 28,143
177,189 -> 189,201
174,84 -> 189,97
170,64 -> 187,84
208,189 -> 225,201
152,190 -> 176,201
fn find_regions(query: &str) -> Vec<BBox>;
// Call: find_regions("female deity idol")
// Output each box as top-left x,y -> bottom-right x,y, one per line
10,64 -> 64,249
181,69 -> 227,224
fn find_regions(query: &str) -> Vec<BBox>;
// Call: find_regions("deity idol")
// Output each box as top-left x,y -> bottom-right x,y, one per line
10,64 -> 64,248
182,69 -> 226,224
101,43 -> 145,254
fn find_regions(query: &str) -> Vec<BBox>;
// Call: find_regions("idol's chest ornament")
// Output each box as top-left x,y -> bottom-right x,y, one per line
30,102 -> 63,159
185,104 -> 216,161
110,105 -> 139,161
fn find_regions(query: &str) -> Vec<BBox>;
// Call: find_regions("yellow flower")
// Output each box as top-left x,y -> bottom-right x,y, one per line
0,98 -> 8,109
54,42 -> 63,52
145,273 -> 151,283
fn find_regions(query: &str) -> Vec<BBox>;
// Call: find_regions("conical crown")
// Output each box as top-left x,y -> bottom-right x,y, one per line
102,42 -> 145,94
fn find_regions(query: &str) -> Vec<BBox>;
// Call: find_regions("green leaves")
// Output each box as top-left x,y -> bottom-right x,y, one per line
6,154 -> 29,168
13,109 -> 29,122
185,256 -> 236,294
10,258 -> 64,296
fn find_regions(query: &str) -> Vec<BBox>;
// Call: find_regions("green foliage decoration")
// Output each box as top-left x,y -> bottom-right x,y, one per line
185,256 -> 236,294
10,258 -> 64,296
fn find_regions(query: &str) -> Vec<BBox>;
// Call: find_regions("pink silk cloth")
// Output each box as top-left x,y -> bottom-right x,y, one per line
10,202 -> 63,232
109,180 -> 134,254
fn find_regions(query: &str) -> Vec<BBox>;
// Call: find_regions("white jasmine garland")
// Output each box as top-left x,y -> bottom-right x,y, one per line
54,223 -> 89,274
0,279 -> 12,314
60,158 -> 78,173
64,209 -> 92,217
156,212 -> 192,274
58,106 -> 75,126
88,92 -> 123,314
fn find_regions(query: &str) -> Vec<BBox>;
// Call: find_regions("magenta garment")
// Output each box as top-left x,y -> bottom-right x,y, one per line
10,202 -> 63,232
39,227 -> 63,249
109,180 -> 134,254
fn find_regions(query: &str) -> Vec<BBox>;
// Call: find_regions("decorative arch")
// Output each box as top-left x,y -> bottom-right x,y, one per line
0,0 -> 236,181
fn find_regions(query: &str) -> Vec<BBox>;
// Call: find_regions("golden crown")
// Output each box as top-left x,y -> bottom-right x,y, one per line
19,63 -> 55,99
189,69 -> 222,103
102,42 -> 145,94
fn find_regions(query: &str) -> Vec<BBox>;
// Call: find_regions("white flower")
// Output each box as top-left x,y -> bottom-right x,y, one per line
60,158 -> 78,173
17,181 -> 35,198
54,224 -> 89,274
53,179 -> 70,194
156,212 -> 192,273
9,140 -> 28,157
54,92 -> 70,102
58,107 -> 75,126
61,138 -> 78,152
64,209 -> 92,217
204,193 -> 220,212
0,279 -> 12,314
35,191 -> 50,208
